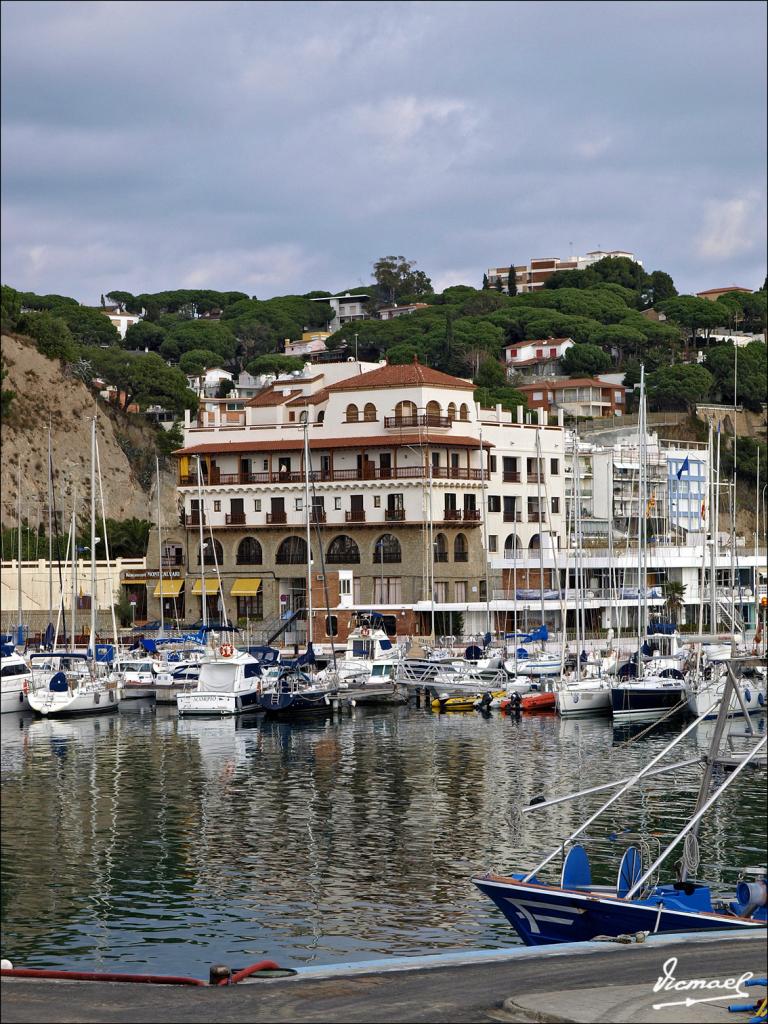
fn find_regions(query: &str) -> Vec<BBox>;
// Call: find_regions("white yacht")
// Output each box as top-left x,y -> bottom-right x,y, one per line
1,647 -> 32,714
177,650 -> 263,715
26,653 -> 121,717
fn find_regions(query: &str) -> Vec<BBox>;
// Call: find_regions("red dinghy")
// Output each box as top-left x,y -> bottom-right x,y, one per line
521,691 -> 556,712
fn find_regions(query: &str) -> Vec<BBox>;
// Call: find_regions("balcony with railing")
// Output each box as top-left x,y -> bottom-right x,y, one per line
463,509 -> 481,522
179,465 -> 488,485
310,509 -> 327,524
384,508 -> 405,521
442,509 -> 462,522
384,413 -> 452,429
183,513 -> 206,527
503,471 -> 521,483
225,513 -> 246,525
266,512 -> 287,524
503,511 -> 522,522
345,510 -> 366,523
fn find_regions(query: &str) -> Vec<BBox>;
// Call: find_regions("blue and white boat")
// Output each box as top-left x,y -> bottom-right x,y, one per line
474,663 -> 767,945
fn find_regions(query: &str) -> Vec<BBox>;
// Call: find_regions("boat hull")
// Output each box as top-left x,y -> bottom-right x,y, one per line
611,683 -> 686,722
521,691 -> 556,713
687,682 -> 766,719
556,687 -> 612,717
473,875 -> 767,946
27,687 -> 120,717
259,689 -> 336,715
1,686 -> 30,714
176,687 -> 262,715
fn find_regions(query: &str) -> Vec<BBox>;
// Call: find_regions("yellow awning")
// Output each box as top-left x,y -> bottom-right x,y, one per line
153,579 -> 184,598
231,578 -> 261,597
191,578 -> 221,595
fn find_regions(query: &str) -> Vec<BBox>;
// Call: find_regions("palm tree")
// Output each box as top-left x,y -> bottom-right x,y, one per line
663,581 -> 687,625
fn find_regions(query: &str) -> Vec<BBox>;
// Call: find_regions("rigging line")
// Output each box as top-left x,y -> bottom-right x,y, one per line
307,459 -> 337,668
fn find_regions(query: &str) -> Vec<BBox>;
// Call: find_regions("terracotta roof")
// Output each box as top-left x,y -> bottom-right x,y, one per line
286,389 -> 329,406
327,359 -> 474,392
245,388 -> 302,407
176,433 -> 492,456
696,286 -> 752,295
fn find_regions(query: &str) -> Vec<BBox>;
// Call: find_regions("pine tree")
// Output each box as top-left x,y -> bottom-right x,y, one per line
507,266 -> 517,296
482,273 -> 489,290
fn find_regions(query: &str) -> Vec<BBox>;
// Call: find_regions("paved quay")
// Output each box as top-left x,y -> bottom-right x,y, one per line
2,932 -> 765,1024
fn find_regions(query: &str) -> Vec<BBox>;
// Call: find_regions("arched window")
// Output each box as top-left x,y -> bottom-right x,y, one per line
447,402 -> 457,421
459,402 -> 469,421
317,410 -> 325,424
363,402 -> 377,422
276,536 -> 308,565
504,534 -> 521,558
237,537 -> 262,565
395,400 -> 417,422
374,533 -> 401,564
346,403 -> 359,423
454,533 -> 468,562
528,533 -> 541,551
198,539 -> 223,566
426,400 -> 441,421
326,535 -> 360,564
434,533 -> 448,563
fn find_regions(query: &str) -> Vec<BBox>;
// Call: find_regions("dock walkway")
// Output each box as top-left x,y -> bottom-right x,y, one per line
2,931 -> 765,1024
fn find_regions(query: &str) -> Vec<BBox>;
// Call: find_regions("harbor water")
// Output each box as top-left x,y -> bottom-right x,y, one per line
1,704 -> 765,976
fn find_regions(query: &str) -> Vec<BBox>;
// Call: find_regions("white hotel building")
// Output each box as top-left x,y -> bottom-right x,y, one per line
161,359 -> 568,642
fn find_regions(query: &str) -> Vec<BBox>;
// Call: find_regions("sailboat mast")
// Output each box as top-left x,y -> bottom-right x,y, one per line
70,484 -> 77,651
156,456 -> 165,637
196,456 -> 207,629
48,422 -> 53,624
535,428 -> 545,625
428,453 -> 435,641
16,479 -> 22,645
479,427 -> 491,637
636,366 -> 647,673
90,418 -> 97,657
303,416 -> 313,646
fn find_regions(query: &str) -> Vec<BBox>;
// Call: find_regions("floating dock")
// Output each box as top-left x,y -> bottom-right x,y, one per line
2,930 -> 765,1023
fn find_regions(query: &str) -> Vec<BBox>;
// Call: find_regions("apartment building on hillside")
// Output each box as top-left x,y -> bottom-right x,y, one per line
487,250 -> 642,294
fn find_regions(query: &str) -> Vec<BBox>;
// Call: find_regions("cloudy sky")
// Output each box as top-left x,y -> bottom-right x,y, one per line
2,0 -> 766,303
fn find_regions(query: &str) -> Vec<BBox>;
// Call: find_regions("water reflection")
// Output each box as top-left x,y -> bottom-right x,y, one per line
1,707 -> 765,974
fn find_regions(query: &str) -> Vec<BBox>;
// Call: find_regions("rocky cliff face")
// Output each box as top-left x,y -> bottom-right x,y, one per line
1,333 -> 179,533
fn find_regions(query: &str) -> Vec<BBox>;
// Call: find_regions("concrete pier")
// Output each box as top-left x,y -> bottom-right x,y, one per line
2,931 -> 765,1023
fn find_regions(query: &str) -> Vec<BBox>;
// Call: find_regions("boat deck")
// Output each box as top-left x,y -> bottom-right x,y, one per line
2,931 -> 765,1023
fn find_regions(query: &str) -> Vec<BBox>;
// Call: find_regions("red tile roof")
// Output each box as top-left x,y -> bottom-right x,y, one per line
245,389 -> 301,407
176,433 -> 492,456
327,359 -> 474,392
286,389 -> 329,406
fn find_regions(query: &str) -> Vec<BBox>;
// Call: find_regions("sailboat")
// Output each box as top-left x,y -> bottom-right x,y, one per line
473,661 -> 767,945
27,420 -> 121,717
610,367 -> 687,722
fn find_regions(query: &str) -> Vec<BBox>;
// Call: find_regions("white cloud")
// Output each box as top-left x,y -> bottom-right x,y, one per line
179,245 -> 321,293
574,135 -> 613,159
695,193 -> 761,261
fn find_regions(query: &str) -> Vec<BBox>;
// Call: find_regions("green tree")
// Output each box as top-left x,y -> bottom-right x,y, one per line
561,344 -> 612,377
105,290 -> 138,312
57,305 -> 120,346
85,348 -> 198,415
646,364 -> 713,410
123,319 -> 166,352
372,256 -> 432,304
166,320 -> 237,361
642,270 -> 677,308
105,517 -> 152,557
482,273 -> 489,290
178,349 -> 225,375
17,311 -> 77,362
1,284 -> 21,331
507,266 -> 517,296
1,359 -> 16,419
244,354 -> 305,376
663,581 -> 686,624
475,358 -> 506,388
705,341 -> 768,411
658,296 -> 723,350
